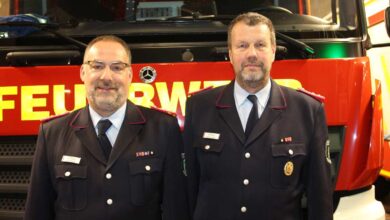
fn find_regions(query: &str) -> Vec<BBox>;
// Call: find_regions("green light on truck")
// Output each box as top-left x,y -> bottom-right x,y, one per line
315,44 -> 348,58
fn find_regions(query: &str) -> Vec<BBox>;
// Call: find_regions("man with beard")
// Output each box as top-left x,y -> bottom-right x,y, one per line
24,35 -> 188,220
183,12 -> 333,219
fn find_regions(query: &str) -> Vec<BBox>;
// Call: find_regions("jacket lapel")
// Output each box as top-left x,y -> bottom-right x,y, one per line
216,81 -> 246,144
106,101 -> 145,170
70,107 -> 107,165
246,80 -> 287,146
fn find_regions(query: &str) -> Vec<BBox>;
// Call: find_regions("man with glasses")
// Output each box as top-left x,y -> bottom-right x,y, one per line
24,35 -> 189,220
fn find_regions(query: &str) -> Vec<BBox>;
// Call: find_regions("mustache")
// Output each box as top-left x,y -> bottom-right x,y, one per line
242,56 -> 263,67
94,81 -> 117,90
242,61 -> 264,68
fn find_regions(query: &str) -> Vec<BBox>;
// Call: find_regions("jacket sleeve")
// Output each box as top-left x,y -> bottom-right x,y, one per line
306,104 -> 334,220
24,123 -> 56,220
183,97 -> 200,218
162,117 -> 190,220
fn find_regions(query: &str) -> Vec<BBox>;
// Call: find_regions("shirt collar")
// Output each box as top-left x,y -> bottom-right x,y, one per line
234,79 -> 271,108
89,102 -> 127,130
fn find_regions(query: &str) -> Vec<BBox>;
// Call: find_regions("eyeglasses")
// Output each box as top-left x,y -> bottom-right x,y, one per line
84,60 -> 130,73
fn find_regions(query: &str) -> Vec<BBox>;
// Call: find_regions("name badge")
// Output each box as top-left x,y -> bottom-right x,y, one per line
136,150 -> 155,158
61,155 -> 81,164
203,132 -> 220,140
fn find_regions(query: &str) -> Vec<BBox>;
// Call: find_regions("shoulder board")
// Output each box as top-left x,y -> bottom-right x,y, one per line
40,112 -> 70,123
297,88 -> 325,103
188,86 -> 213,97
151,106 -> 177,117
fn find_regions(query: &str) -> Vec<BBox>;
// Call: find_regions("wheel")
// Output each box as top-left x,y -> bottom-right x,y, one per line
375,176 -> 390,201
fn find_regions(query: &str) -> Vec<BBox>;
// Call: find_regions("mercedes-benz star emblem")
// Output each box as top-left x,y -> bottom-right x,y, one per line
139,66 -> 157,83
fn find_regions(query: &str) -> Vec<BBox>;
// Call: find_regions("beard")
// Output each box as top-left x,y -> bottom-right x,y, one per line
87,80 -> 126,114
236,61 -> 270,90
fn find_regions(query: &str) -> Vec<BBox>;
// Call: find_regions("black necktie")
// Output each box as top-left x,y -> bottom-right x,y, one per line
97,119 -> 112,160
245,95 -> 259,138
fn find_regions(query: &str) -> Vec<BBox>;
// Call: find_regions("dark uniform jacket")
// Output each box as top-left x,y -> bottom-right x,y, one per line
25,101 -> 189,220
184,80 -> 333,220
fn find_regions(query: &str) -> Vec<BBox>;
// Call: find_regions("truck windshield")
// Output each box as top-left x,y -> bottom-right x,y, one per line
0,0 -> 360,38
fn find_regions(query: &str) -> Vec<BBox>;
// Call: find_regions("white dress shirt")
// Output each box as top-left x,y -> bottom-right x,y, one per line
89,103 -> 127,147
234,79 -> 271,131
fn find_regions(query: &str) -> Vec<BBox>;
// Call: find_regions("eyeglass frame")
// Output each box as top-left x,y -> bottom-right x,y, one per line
83,60 -> 131,73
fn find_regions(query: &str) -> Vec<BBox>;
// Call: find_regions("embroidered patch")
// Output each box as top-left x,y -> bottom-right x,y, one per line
326,139 -> 332,164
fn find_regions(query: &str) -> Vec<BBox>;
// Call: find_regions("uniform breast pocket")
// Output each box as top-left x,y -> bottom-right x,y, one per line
270,144 -> 306,189
55,164 -> 87,210
129,158 -> 163,206
193,139 -> 224,173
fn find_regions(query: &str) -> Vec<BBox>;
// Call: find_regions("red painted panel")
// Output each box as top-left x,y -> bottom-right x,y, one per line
0,57 -> 380,190
368,9 -> 385,27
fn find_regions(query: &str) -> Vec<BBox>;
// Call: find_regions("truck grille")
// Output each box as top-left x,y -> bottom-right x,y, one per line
0,136 -> 36,220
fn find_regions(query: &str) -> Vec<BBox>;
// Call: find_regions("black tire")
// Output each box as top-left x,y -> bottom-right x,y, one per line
375,176 -> 390,201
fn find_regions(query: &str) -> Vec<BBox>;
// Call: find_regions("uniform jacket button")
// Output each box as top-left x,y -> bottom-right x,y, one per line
145,165 -> 151,171
204,145 -> 210,150
241,206 -> 247,213
107,198 -> 113,205
245,152 -> 251,158
64,171 -> 71,177
243,179 -> 249,185
106,173 -> 112,179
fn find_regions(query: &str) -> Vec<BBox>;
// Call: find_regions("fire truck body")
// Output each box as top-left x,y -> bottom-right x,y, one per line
0,0 -> 386,219
365,0 -> 390,181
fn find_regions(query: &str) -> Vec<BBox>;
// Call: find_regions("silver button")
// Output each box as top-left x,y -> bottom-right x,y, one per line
204,145 -> 210,150
243,179 -> 249,185
145,165 -> 151,171
106,198 -> 113,205
106,173 -> 112,179
288,149 -> 294,155
64,171 -> 71,177
245,152 -> 251,159
241,206 -> 247,213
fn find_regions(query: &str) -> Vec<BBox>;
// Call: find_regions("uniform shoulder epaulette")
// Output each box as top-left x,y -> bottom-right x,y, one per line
151,106 -> 177,117
297,88 -> 325,103
40,112 -> 70,122
188,86 -> 213,97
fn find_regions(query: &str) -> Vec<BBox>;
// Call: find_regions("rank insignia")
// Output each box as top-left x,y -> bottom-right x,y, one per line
151,106 -> 176,117
136,150 -> 155,158
41,112 -> 69,122
297,88 -> 325,102
284,161 -> 294,176
188,86 -> 213,97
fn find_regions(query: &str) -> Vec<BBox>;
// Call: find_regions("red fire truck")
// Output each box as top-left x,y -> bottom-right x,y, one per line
0,0 -> 386,219
365,0 -> 390,202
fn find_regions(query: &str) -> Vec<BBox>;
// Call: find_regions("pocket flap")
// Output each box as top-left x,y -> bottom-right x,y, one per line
271,144 -> 306,157
129,158 -> 162,175
55,164 -> 87,179
193,139 -> 224,153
